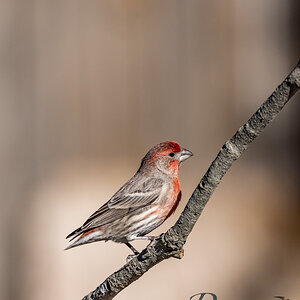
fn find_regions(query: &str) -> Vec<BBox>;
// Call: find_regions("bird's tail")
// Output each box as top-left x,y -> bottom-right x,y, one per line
64,238 -> 85,250
65,228 -> 104,250
66,227 -> 82,241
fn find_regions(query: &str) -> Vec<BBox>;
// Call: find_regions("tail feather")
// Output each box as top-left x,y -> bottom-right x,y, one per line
64,236 -> 90,250
66,227 -> 84,241
65,228 -> 104,250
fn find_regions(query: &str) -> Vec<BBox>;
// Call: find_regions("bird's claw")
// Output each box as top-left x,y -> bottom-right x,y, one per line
126,253 -> 139,262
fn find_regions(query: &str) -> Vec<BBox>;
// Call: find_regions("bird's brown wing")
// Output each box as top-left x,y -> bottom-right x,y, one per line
66,176 -> 163,240
108,177 -> 164,209
66,203 -> 125,240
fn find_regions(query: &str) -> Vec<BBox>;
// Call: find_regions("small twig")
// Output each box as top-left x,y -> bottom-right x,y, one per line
83,61 -> 300,300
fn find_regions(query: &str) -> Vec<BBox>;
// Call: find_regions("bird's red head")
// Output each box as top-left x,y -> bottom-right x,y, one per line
139,141 -> 193,176
152,141 -> 182,157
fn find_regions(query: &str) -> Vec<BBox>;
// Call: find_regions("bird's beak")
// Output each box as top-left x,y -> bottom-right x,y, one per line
179,148 -> 193,162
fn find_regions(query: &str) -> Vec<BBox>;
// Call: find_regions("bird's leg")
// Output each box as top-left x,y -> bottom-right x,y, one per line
125,242 -> 140,262
125,237 -> 157,261
125,242 -> 139,255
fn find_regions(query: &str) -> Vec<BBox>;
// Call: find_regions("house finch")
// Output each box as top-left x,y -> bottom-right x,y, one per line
65,141 -> 193,255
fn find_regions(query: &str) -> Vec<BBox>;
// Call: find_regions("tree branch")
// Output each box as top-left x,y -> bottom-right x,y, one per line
83,61 -> 300,300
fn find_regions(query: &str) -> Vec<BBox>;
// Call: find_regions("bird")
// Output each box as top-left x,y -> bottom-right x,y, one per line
65,141 -> 193,255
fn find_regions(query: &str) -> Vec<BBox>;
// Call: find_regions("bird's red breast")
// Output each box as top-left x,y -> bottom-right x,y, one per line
159,177 -> 182,220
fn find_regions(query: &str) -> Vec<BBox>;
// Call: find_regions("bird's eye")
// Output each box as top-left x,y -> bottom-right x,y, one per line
169,152 -> 175,157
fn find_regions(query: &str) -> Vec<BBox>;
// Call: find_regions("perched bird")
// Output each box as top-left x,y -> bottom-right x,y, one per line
65,141 -> 193,255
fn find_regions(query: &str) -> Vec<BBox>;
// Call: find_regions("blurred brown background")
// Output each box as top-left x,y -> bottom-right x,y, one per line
0,1 -> 299,300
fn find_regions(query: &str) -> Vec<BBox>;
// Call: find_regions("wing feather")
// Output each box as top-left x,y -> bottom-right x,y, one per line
66,176 -> 164,239
108,177 -> 163,209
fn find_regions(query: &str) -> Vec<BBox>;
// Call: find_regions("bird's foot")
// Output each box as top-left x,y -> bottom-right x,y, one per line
126,253 -> 139,263
146,243 -> 153,254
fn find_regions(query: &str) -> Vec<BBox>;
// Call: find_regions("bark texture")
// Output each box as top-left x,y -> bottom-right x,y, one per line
83,61 -> 300,300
